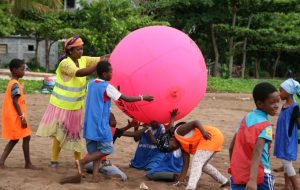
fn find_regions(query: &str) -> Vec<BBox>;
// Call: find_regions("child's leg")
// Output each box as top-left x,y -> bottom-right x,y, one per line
77,141 -> 113,175
74,151 -> 81,160
0,139 -> 19,167
282,159 -> 299,190
202,163 -> 228,185
92,159 -> 101,182
22,135 -> 34,168
51,138 -> 61,162
186,150 -> 214,190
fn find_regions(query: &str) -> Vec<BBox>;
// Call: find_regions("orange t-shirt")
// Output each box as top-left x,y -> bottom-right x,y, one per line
175,125 -> 224,154
2,80 -> 31,140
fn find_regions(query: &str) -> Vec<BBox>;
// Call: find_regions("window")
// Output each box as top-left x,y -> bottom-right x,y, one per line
28,45 -> 34,51
0,44 -> 7,54
66,0 -> 75,8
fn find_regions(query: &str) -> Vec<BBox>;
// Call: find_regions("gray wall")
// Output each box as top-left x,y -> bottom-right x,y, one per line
0,37 -> 58,70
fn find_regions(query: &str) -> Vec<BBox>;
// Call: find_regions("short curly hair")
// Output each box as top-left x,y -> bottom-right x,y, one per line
252,82 -> 277,104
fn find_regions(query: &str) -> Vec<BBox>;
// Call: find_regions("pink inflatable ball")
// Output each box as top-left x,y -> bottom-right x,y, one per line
110,26 -> 207,124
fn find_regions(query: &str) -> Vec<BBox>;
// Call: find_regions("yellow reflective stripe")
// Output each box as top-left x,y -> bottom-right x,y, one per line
52,91 -> 85,102
55,82 -> 86,92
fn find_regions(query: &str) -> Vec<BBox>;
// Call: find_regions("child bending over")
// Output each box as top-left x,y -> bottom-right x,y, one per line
156,119 -> 229,190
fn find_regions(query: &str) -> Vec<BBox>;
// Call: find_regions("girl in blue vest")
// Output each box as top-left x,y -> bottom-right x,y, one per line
60,60 -> 153,183
274,79 -> 300,190
130,109 -> 183,182
130,121 -> 166,170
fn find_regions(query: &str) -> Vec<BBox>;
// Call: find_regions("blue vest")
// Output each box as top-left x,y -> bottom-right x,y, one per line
147,151 -> 183,175
274,103 -> 299,161
130,125 -> 164,170
83,79 -> 112,142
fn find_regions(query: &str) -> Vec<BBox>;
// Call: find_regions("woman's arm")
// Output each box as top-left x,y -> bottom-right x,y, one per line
75,65 -> 97,77
75,55 -> 110,77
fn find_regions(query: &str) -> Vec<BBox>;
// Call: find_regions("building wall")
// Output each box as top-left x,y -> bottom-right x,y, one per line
0,37 -> 58,69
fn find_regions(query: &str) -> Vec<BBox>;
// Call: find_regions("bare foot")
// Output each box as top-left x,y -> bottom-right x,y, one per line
25,164 -> 42,170
91,176 -> 100,183
0,164 -> 6,169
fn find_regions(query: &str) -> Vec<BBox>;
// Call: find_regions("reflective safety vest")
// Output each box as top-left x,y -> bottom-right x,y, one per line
50,57 -> 87,110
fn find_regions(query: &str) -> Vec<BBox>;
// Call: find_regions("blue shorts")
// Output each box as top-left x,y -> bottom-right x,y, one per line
86,139 -> 113,155
230,173 -> 275,190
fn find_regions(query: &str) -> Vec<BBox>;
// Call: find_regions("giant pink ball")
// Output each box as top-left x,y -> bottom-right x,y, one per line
110,26 -> 207,124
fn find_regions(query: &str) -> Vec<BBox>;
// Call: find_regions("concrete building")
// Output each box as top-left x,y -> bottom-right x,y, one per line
0,36 -> 58,70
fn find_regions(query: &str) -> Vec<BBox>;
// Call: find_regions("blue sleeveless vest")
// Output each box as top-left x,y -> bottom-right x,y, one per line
130,125 -> 164,170
147,150 -> 183,175
83,79 -> 112,142
274,103 -> 299,161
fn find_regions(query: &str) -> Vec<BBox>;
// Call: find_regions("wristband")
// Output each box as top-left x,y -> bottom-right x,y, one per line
19,114 -> 25,120
139,95 -> 143,101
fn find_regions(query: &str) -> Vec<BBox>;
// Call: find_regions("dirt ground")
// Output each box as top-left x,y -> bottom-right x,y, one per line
0,93 -> 298,190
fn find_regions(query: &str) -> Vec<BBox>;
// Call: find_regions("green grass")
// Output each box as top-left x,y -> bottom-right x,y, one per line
207,77 -> 284,93
0,79 -> 42,94
0,77 -> 284,94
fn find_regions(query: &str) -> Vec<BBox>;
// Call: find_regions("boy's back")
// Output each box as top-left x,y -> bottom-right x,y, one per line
84,79 -> 112,142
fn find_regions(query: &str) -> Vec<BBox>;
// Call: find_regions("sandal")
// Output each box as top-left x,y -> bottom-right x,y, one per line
48,161 -> 63,168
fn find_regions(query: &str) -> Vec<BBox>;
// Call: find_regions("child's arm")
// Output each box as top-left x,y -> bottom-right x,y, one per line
229,134 -> 237,161
118,119 -> 139,132
122,127 -> 147,141
12,95 -> 27,128
175,151 -> 190,185
119,94 -> 153,102
146,129 -> 158,145
246,138 -> 266,190
176,120 -> 211,140
165,109 -> 179,129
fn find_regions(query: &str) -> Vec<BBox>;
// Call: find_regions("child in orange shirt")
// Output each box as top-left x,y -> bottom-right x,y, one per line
157,118 -> 229,190
0,59 -> 38,169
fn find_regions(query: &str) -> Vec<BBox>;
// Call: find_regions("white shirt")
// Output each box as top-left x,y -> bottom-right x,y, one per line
90,79 -> 122,101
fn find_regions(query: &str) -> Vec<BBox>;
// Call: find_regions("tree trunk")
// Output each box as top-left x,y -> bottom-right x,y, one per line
228,5 -> 237,78
272,51 -> 281,78
255,58 -> 261,79
47,40 -> 56,72
34,38 -> 40,66
241,15 -> 253,78
211,24 -> 220,76
45,39 -> 49,72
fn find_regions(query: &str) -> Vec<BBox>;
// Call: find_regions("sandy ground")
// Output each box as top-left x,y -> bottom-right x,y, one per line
0,93 -> 299,190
